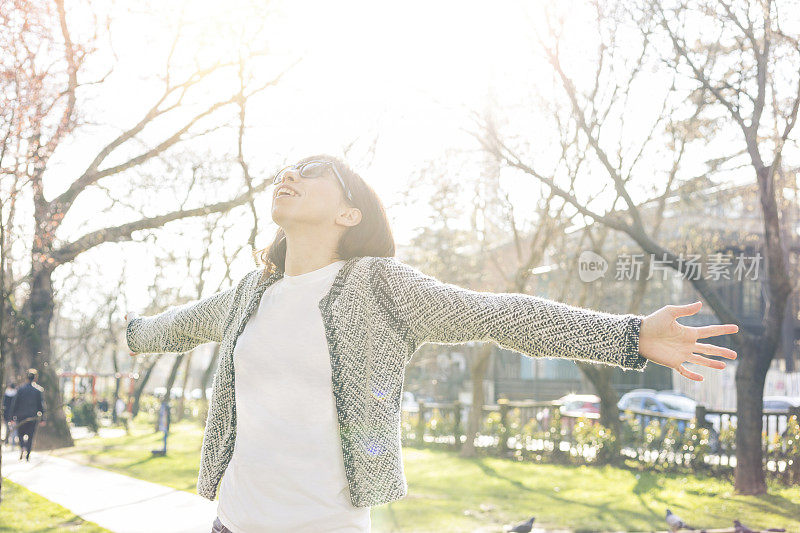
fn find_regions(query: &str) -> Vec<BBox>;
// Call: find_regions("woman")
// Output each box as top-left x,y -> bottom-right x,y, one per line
126,154 -> 738,533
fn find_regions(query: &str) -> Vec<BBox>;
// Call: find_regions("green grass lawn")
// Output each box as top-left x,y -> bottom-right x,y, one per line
49,418 -> 800,532
50,417 -> 206,493
0,480 -> 110,532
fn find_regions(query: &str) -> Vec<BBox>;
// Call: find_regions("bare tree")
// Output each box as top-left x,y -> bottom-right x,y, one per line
475,0 -> 797,494
0,1 -> 296,451
637,0 -> 799,494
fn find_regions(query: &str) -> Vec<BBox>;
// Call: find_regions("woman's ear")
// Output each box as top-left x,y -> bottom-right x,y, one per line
338,206 -> 362,227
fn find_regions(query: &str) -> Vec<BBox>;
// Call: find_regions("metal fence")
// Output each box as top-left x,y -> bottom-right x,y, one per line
401,399 -> 800,485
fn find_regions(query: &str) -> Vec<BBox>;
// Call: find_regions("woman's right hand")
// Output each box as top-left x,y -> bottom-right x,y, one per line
124,312 -> 138,357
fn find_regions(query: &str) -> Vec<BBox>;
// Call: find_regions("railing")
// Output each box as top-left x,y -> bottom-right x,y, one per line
401,399 -> 800,485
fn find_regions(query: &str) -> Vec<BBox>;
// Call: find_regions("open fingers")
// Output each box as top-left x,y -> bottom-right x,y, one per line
693,342 -> 738,360
687,353 -> 726,370
676,363 -> 704,382
692,324 -> 739,339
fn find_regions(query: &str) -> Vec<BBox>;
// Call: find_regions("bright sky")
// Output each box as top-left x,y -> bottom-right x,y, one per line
36,0 -> 788,318
47,0 -> 562,312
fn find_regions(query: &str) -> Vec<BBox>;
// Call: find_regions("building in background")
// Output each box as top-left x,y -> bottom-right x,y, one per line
399,177 -> 799,409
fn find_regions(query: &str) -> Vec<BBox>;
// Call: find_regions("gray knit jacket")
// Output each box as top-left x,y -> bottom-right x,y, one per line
126,255 -> 648,508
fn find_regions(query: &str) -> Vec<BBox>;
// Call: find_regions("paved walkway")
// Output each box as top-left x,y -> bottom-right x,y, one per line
2,443 -> 217,533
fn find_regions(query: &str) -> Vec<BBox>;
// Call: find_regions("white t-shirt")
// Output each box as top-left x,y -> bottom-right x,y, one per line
216,260 -> 371,532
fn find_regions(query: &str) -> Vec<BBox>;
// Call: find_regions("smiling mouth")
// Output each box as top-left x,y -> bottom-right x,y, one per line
275,186 -> 300,199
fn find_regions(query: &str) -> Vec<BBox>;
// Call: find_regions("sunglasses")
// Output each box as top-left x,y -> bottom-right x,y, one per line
273,160 -> 354,202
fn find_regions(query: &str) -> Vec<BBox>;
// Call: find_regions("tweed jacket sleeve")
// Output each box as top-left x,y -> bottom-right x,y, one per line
126,281 -> 240,354
376,257 -> 648,371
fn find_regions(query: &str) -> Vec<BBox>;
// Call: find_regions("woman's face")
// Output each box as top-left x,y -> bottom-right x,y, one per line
271,160 -> 353,230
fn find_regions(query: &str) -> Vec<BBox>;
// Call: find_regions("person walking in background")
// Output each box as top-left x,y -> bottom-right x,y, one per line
126,155 -> 739,533
9,368 -> 47,461
3,381 -> 18,447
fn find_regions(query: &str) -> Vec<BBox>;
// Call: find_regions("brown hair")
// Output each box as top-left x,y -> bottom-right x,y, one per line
253,154 -> 395,275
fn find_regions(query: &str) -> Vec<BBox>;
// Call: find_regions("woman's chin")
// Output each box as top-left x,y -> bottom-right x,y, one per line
271,207 -> 299,226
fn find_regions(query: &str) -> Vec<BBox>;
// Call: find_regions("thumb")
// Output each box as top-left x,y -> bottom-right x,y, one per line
671,300 -> 702,318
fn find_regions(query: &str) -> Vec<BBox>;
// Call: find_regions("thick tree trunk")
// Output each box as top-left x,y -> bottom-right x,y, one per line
578,362 -> 621,436
734,337 -> 771,495
16,268 -> 73,450
459,344 -> 492,458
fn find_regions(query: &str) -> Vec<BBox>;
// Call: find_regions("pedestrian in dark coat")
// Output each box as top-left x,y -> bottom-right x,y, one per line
9,369 -> 47,461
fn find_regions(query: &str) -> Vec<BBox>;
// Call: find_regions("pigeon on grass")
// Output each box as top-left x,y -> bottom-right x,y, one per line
666,509 -> 697,531
505,516 -> 536,533
733,519 -> 786,533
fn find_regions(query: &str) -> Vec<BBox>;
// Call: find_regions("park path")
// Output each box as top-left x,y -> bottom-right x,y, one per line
2,442 -> 217,533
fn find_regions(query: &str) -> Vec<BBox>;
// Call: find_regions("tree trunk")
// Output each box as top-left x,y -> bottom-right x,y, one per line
176,351 -> 193,422
1,203 -> 7,502
734,337 -> 771,495
16,268 -> 73,450
111,350 -> 120,423
577,362 -> 621,437
132,356 -> 160,418
157,354 -> 184,431
459,344 -> 492,458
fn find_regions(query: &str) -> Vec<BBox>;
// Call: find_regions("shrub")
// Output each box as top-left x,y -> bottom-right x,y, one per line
481,411 -> 503,439
660,419 -> 683,465
719,419 -> 736,453
619,411 -> 642,452
546,409 -> 568,463
681,418 -> 711,471
69,399 -> 99,434
573,417 -> 618,465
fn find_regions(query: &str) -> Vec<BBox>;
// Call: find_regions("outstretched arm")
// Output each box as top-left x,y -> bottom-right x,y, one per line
376,257 -> 738,380
376,257 -> 648,371
126,275 -> 246,354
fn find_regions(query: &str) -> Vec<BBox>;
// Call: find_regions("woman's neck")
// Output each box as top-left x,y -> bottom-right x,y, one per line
283,238 -> 342,277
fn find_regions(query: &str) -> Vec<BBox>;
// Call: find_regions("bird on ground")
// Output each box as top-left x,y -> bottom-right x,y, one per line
666,509 -> 696,531
506,516 -> 536,533
734,519 -> 786,533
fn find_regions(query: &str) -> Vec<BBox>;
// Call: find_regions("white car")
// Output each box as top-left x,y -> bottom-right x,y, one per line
763,395 -> 800,437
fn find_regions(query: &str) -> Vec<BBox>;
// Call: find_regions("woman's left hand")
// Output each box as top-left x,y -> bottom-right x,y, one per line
638,301 -> 738,382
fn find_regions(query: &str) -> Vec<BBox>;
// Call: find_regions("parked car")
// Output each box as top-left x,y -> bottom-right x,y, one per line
618,389 -> 721,452
763,395 -> 800,437
561,393 -> 601,431
533,393 -> 602,432
558,393 -> 600,418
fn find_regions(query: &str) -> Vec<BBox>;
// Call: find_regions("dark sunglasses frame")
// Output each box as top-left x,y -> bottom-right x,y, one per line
273,160 -> 354,202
